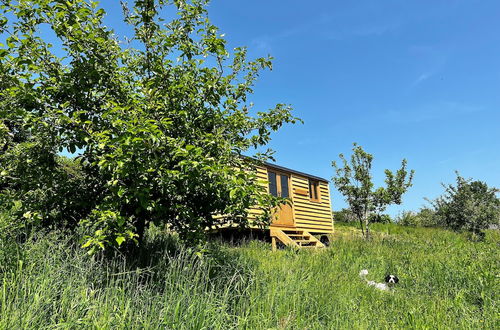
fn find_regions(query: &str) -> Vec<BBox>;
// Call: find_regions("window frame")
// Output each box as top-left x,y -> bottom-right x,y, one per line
267,170 -> 291,199
308,179 -> 321,202
267,171 -> 278,197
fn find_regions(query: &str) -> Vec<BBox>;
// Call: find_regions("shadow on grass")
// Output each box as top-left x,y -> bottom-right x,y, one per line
73,226 -> 257,301
208,227 -> 271,246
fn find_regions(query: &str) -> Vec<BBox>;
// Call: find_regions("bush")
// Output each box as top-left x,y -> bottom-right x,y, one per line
0,144 -> 98,232
430,173 -> 500,239
334,209 -> 392,224
333,208 -> 355,222
368,213 -> 392,224
396,208 -> 439,227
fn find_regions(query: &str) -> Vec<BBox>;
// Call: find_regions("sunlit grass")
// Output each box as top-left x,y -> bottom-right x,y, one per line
1,224 -> 498,328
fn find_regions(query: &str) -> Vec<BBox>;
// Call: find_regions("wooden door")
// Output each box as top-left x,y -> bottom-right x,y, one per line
267,170 -> 294,226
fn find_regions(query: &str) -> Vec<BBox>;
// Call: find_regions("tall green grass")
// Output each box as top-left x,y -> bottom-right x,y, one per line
235,224 -> 499,328
1,224 -> 498,329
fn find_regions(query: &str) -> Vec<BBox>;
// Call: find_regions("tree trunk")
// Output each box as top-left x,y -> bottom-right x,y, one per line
360,210 -> 370,239
123,202 -> 147,245
135,215 -> 147,244
365,216 -> 370,239
358,216 -> 365,237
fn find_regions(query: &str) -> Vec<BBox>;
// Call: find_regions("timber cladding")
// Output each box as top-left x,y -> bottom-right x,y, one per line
212,162 -> 334,237
251,164 -> 334,234
290,174 -> 333,233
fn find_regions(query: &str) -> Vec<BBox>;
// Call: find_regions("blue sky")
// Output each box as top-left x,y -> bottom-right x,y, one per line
198,0 -> 499,215
23,1 -> 500,215
100,1 -> 500,215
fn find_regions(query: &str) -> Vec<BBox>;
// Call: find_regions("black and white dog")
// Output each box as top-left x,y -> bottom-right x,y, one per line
359,269 -> 399,291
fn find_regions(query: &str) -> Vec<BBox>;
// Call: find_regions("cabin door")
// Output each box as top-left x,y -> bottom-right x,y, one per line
267,170 -> 294,226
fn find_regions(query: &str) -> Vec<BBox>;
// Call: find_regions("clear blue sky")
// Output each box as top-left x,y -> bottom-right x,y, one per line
202,0 -> 500,215
74,1 -> 500,215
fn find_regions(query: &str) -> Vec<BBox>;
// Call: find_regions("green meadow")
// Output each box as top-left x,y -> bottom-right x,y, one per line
1,223 -> 498,329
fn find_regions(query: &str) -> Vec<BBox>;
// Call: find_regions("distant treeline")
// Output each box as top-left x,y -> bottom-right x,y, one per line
334,172 -> 500,240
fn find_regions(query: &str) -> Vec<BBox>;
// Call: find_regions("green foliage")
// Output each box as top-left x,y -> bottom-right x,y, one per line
79,209 -> 139,254
397,174 -> 500,239
0,0 -> 298,251
334,208 -> 392,224
332,143 -> 414,238
0,230 -> 255,328
0,201 -> 25,271
369,213 -> 392,224
333,208 -> 355,222
0,224 -> 498,328
429,172 -> 500,239
0,142 -> 96,231
396,208 -> 439,227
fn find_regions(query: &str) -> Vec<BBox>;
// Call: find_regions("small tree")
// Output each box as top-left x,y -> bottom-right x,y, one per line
429,172 -> 500,239
332,144 -> 414,238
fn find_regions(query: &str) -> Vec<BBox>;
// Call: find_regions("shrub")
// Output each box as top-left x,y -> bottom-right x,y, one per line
333,208 -> 355,223
369,213 -> 392,224
396,208 -> 439,227
0,142 -> 98,232
429,173 -> 500,239
335,209 -> 392,224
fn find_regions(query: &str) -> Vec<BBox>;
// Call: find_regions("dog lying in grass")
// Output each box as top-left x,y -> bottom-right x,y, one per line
359,269 -> 399,291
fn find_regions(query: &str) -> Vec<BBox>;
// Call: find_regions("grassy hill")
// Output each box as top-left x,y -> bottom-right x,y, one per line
1,223 -> 498,329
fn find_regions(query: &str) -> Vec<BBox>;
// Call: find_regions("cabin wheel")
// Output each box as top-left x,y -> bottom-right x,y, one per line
319,235 -> 330,247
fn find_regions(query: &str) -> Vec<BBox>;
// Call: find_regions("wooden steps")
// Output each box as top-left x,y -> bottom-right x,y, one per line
270,227 -> 325,250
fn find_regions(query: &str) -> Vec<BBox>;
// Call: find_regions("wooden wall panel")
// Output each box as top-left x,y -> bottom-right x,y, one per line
290,174 -> 333,233
215,164 -> 334,234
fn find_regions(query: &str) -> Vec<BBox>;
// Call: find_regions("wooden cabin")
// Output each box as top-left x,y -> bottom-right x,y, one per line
249,162 -> 334,249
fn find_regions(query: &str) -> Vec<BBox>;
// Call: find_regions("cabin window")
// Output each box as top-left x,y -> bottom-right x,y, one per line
309,179 -> 320,202
268,172 -> 278,197
280,174 -> 289,198
268,171 -> 290,198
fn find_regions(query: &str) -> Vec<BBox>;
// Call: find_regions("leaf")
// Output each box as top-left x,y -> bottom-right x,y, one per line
6,37 -> 15,48
81,239 -> 92,248
115,236 -> 126,246
230,188 -> 238,199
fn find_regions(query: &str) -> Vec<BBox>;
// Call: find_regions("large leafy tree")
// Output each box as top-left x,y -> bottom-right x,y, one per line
332,144 -> 414,238
430,172 -> 500,239
0,0 -> 299,252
